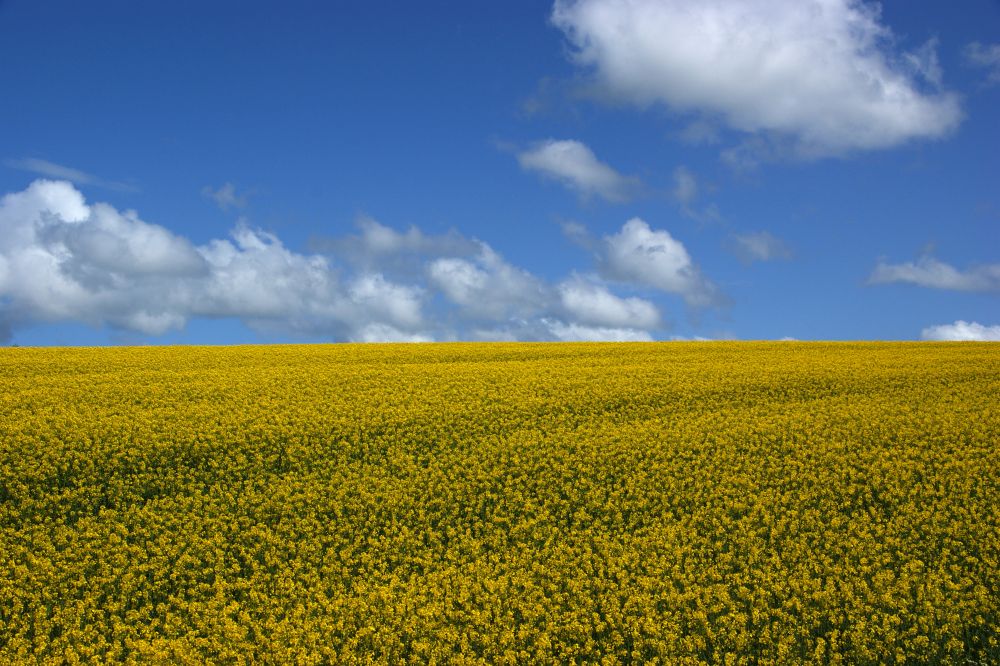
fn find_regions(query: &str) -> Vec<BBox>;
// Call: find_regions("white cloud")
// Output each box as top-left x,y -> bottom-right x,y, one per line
202,183 -> 248,210
869,256 -> 1000,292
351,216 -> 472,256
348,273 -> 424,330
552,0 -> 961,157
4,158 -> 136,192
46,203 -> 209,280
193,226 -> 341,324
599,218 -> 721,306
557,277 -> 659,329
0,180 -> 430,341
351,323 -> 434,343
428,244 -> 549,321
965,42 -> 1000,86
518,139 -> 640,201
0,181 -> 702,344
545,320 -> 653,342
921,321 -> 1000,342
311,216 -> 478,274
730,231 -> 792,263
0,180 -> 204,335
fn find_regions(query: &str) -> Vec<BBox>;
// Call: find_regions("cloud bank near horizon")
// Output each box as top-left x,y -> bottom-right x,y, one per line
921,320 -> 1000,342
0,180 -> 725,344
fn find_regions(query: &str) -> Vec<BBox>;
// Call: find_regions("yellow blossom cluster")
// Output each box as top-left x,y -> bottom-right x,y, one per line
0,342 -> 997,664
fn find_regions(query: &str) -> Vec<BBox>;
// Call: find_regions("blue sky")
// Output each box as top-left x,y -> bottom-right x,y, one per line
1,0 -> 997,344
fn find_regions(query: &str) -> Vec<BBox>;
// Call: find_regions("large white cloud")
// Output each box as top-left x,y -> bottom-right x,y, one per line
869,256 -> 1000,292
0,180 -> 429,341
551,0 -> 961,156
0,180 -> 205,334
599,218 -> 721,306
517,139 -> 640,201
921,321 -> 1000,342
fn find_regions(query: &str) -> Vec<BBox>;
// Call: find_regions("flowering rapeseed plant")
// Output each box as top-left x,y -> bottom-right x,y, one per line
0,342 -> 997,663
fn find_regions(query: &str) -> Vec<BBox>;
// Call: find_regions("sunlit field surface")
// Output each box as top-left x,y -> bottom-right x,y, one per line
1,342 -> 998,664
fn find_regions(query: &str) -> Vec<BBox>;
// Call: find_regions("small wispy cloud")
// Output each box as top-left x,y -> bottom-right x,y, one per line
729,231 -> 793,264
4,157 -> 137,192
964,42 -> 1000,86
672,166 -> 698,207
869,256 -> 1000,292
676,120 -> 721,146
517,139 -> 641,202
671,166 -> 721,222
202,183 -> 249,210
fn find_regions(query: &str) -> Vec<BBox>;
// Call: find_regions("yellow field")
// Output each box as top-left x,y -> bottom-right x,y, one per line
1,342 -> 998,664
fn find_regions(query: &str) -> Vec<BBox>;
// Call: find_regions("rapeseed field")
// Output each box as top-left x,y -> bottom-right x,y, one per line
0,342 -> 997,664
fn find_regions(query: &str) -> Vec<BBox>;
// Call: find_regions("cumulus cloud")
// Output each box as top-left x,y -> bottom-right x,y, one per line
921,321 -> 1000,342
202,183 -> 248,210
428,244 -> 550,321
348,273 -> 424,330
0,180 -> 201,334
964,42 -> 1000,86
190,226 -> 342,327
4,158 -> 136,192
517,139 -> 640,201
598,218 -> 721,306
729,231 -> 793,263
551,0 -> 961,157
0,180 -> 429,341
0,181 -> 719,343
869,256 -> 1000,292
557,277 -> 659,329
